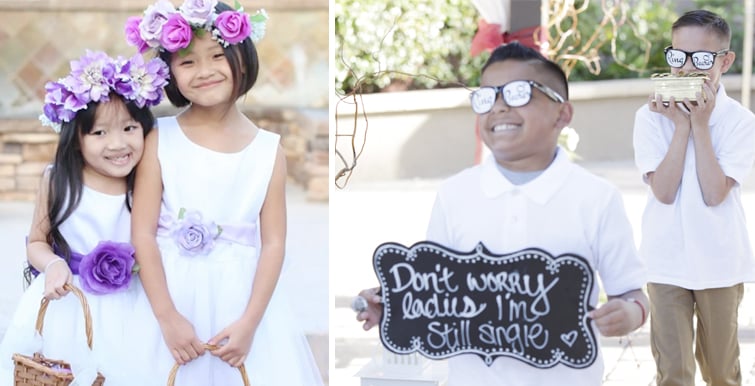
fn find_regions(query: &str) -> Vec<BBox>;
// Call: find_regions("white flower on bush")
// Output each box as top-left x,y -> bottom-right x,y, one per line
559,126 -> 580,152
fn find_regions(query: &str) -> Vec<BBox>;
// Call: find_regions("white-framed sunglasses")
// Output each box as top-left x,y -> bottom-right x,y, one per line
469,80 -> 565,115
664,46 -> 729,71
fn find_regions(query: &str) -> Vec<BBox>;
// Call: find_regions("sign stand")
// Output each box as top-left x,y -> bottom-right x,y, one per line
357,348 -> 447,386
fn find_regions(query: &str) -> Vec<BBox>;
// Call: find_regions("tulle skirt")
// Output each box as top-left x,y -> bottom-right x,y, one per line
0,274 -> 139,386
126,238 -> 323,386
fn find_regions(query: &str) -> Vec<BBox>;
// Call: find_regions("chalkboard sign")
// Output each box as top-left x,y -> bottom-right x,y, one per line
373,241 -> 597,368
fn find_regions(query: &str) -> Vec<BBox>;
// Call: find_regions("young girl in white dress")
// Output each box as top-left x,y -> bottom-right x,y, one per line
125,1 -> 323,384
0,50 -> 168,385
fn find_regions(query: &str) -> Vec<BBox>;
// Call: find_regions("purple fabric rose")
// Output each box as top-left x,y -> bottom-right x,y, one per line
125,16 -> 149,53
214,10 -> 251,44
160,13 -> 193,52
172,210 -> 220,256
78,241 -> 135,295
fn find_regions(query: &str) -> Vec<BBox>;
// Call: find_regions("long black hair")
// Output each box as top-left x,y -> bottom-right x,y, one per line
23,94 -> 155,284
159,1 -> 260,107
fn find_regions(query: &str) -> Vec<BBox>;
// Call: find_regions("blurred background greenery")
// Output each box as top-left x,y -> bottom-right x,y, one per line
334,0 -> 747,95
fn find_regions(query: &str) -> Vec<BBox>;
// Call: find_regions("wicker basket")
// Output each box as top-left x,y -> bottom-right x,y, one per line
13,284 -> 105,386
167,344 -> 250,386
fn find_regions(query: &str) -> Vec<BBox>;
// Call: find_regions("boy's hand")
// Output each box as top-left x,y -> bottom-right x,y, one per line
208,318 -> 256,368
687,80 -> 716,127
355,287 -> 383,331
589,298 -> 643,337
158,311 -> 206,365
43,261 -> 72,300
649,94 -> 690,131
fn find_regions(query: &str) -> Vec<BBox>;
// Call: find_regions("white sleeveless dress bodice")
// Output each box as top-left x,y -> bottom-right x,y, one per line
0,186 -> 138,386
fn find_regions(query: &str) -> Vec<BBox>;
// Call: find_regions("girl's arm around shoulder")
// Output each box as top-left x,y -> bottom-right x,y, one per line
132,128 -> 205,364
131,128 -> 175,318
27,168 -> 73,299
131,128 -> 161,264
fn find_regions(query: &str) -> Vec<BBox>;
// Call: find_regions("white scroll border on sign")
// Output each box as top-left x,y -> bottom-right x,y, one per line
373,241 -> 598,368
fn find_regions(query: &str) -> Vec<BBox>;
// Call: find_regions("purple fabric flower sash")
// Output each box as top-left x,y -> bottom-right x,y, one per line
158,208 -> 258,257
67,250 -> 85,275
30,241 -> 137,295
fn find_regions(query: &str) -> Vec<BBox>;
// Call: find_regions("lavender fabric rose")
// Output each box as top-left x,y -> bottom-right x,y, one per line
172,210 -> 220,256
214,10 -> 251,44
139,0 -> 176,48
125,16 -> 149,53
78,241 -> 136,295
180,0 -> 218,27
160,13 -> 193,52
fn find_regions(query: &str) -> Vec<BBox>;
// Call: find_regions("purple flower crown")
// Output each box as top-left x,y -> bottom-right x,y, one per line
40,50 -> 170,133
125,0 -> 268,54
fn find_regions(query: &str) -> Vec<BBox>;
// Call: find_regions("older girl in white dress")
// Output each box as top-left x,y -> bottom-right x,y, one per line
126,1 -> 323,384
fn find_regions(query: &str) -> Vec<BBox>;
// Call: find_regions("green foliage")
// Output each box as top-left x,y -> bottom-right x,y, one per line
567,0 -> 678,81
691,0 -> 745,74
568,0 -> 747,81
334,0 -> 487,95
335,0 -> 750,93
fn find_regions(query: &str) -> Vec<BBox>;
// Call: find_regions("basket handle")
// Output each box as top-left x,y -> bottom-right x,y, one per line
166,344 -> 250,386
35,283 -> 94,349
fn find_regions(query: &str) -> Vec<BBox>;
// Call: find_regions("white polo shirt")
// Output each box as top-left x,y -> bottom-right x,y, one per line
633,84 -> 755,289
427,148 -> 645,386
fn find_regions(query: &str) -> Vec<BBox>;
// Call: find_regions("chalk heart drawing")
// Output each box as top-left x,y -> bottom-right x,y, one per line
373,241 -> 598,369
561,331 -> 578,347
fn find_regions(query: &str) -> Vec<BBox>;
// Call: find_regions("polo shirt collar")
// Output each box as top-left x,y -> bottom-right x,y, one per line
480,147 -> 572,205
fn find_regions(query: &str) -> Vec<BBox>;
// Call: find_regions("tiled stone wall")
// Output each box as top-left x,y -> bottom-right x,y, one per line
0,0 -> 328,201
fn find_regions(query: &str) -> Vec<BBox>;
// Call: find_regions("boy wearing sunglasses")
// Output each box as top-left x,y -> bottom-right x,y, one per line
357,42 -> 648,385
633,10 -> 755,386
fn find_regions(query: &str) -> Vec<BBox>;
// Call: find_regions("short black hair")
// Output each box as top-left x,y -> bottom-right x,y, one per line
160,1 -> 260,107
673,10 -> 731,44
482,42 -> 569,100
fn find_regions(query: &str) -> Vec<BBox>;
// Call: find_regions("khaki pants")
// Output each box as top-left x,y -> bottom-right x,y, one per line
648,283 -> 744,386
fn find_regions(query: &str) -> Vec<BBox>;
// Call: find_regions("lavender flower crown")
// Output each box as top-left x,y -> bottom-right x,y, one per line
40,50 -> 170,133
125,0 -> 268,54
